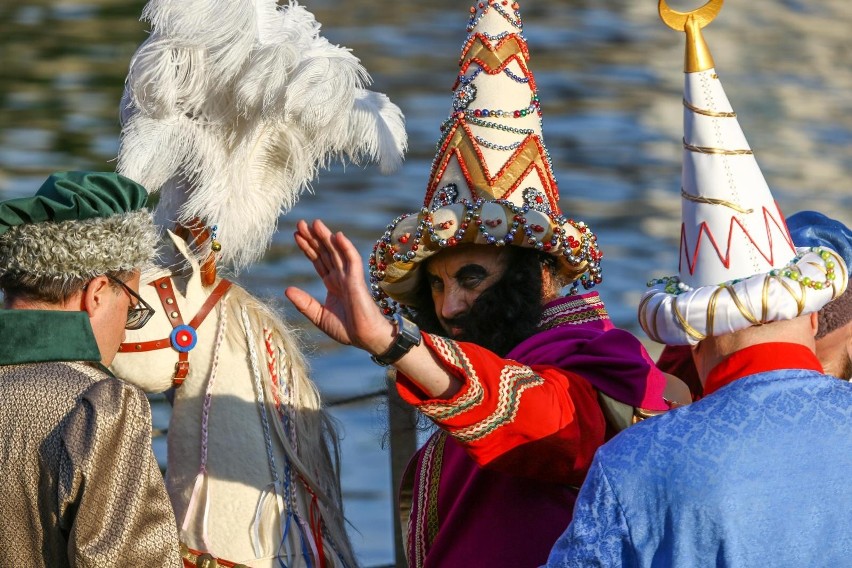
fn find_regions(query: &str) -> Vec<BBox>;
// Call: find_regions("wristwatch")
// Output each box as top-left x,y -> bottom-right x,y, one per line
370,313 -> 421,367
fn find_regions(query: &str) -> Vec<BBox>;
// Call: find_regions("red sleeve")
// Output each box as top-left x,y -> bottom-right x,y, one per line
656,344 -> 703,400
395,333 -> 606,484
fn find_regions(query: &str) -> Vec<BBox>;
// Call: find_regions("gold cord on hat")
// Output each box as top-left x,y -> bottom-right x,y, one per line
682,98 -> 736,118
680,189 -> 753,214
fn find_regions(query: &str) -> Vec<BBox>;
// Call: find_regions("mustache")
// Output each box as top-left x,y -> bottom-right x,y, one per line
443,313 -> 470,334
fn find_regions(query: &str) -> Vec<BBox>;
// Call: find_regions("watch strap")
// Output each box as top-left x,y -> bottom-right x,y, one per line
371,314 -> 421,367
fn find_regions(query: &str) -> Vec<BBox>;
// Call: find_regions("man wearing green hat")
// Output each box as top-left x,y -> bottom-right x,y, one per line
0,172 -> 181,566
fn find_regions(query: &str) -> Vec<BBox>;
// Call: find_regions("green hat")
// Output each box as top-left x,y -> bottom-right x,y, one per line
0,171 -> 158,280
0,172 -> 147,236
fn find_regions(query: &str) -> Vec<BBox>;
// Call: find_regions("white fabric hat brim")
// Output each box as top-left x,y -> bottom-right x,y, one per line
639,247 -> 849,345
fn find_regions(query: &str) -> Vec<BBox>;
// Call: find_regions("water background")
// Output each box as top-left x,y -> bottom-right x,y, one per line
1,1 -> 851,565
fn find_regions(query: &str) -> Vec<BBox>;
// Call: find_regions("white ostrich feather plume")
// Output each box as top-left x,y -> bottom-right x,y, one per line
118,0 -> 407,270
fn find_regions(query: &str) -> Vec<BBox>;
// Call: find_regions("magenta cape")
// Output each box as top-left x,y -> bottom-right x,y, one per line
508,295 -> 669,412
402,294 -> 670,567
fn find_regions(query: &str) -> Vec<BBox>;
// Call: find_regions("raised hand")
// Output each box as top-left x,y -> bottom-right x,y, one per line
285,219 -> 395,355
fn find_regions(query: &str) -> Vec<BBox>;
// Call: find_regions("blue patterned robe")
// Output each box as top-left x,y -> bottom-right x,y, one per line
546,368 -> 852,567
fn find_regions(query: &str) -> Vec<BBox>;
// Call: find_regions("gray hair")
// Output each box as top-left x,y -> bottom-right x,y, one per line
0,210 -> 157,303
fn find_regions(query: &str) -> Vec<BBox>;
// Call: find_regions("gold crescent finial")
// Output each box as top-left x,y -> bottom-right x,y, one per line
659,0 -> 723,73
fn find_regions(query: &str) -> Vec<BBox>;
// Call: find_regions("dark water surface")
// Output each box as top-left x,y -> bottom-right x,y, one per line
1,1 -> 851,564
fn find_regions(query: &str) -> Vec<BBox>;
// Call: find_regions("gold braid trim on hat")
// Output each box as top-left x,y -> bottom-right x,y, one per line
638,293 -> 666,343
706,286 -> 724,337
761,273 -> 772,321
683,98 -> 737,118
672,300 -> 707,342
637,294 -> 653,340
775,273 -> 806,315
724,285 -> 762,326
681,188 -> 753,214
683,139 -> 754,156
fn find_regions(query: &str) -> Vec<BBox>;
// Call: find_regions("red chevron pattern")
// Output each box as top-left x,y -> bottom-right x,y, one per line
456,33 -> 535,91
425,121 -> 560,212
679,202 -> 796,275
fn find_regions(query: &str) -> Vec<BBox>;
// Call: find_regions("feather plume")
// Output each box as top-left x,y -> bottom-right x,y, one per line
118,0 -> 407,270
343,89 -> 408,174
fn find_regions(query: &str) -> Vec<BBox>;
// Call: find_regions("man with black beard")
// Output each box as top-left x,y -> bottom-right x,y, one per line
410,245 -> 552,357
285,4 -> 687,566
286,220 -> 690,568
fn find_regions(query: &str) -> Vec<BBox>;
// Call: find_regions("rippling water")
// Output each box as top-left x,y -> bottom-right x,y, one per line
1,1 -> 851,564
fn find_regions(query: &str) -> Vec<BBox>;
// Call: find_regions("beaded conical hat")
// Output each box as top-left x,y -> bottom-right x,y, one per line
370,0 -> 602,311
638,0 -> 848,345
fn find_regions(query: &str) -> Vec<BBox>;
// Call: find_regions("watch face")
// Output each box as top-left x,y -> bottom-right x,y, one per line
397,315 -> 421,346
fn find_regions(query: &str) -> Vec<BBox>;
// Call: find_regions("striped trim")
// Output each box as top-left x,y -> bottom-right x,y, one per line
409,432 -> 447,568
451,365 -> 545,443
418,337 -> 484,420
538,295 -> 609,330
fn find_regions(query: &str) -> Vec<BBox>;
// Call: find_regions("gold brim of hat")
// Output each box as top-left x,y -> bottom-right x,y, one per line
370,198 -> 600,311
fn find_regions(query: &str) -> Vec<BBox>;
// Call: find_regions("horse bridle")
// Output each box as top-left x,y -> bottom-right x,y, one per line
118,276 -> 233,388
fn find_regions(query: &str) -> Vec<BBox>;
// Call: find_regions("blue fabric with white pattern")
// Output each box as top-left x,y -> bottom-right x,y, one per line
545,369 -> 852,567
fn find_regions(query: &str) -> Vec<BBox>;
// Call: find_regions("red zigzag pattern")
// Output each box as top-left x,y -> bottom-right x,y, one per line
679,203 -> 795,275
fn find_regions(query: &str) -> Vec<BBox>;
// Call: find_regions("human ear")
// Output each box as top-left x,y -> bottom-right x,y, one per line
81,275 -> 111,318
810,311 -> 820,337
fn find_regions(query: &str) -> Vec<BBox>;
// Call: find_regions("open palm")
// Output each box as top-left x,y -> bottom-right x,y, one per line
285,219 -> 393,354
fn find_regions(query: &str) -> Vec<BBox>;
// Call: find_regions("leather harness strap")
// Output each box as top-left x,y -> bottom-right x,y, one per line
118,277 -> 233,388
187,278 -> 231,329
181,542 -> 249,568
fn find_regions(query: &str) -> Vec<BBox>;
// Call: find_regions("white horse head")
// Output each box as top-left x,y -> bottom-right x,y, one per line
111,232 -> 356,568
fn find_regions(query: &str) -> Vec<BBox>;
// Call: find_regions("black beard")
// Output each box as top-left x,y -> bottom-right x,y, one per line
409,248 -> 548,357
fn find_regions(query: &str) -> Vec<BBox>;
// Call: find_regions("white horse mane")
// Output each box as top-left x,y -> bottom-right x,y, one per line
112,233 -> 356,567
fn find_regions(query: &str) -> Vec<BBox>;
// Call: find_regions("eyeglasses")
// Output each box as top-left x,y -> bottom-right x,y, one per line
105,275 -> 156,330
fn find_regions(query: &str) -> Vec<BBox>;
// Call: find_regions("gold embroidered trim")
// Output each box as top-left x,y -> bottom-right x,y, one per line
450,365 -> 545,443
683,98 -> 736,118
681,188 -> 753,214
411,432 -> 447,568
418,337 -> 484,420
425,434 -> 445,548
683,138 -> 754,156
539,307 -> 609,330
538,295 -> 609,330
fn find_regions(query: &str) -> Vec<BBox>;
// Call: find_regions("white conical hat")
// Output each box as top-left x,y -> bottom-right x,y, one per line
370,0 -> 602,312
638,0 -> 848,345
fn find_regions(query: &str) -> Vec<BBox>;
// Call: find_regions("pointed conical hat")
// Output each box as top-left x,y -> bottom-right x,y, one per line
638,0 -> 848,345
370,1 -> 602,311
